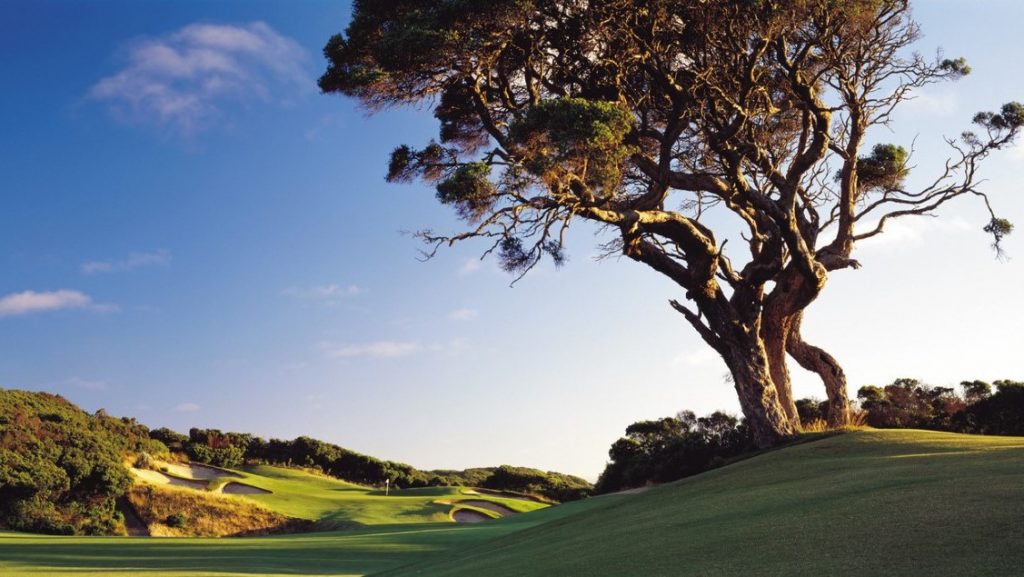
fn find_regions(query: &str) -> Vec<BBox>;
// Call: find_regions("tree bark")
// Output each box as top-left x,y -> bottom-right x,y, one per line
761,316 -> 800,426
721,334 -> 798,447
786,311 -> 851,427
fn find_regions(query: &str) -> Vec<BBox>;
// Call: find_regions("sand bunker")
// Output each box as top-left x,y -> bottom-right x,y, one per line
452,509 -> 492,524
160,461 -> 241,480
220,482 -> 272,495
454,500 -> 517,517
130,468 -> 208,490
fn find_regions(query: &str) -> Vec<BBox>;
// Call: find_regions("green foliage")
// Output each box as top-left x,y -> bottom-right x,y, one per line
939,57 -> 972,77
855,143 -> 909,191
164,512 -> 189,529
510,98 -> 635,196
149,427 -> 188,450
955,380 -> 1024,435
960,380 -> 992,404
595,410 -> 753,494
435,162 -> 497,222
0,389 -> 138,535
482,465 -> 592,502
857,378 -> 966,430
983,217 -> 1013,250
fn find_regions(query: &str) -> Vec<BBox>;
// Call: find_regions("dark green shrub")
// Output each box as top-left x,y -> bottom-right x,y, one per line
165,512 -> 189,528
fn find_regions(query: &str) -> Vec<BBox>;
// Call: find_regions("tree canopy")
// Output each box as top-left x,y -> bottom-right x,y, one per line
320,0 -> 1021,446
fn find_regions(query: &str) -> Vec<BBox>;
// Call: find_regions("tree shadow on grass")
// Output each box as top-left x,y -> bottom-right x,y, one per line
1,523 -> 509,576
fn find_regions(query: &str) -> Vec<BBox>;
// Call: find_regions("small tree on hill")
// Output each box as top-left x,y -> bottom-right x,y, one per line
320,0 -> 1021,446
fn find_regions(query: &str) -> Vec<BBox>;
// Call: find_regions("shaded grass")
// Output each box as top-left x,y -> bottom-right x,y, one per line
380,430 -> 1024,577
0,494 -> 619,576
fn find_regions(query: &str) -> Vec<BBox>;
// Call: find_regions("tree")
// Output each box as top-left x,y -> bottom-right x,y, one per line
856,378 -> 965,430
319,0 -> 1021,446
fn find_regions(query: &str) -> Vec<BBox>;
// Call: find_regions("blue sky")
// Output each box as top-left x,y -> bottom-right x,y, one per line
1,0 -> 1022,480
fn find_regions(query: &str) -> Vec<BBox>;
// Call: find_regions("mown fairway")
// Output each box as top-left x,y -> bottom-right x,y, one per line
213,464 -> 549,527
2,430 -> 1022,576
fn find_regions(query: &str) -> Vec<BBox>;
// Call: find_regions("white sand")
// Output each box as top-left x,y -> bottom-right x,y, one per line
452,509 -> 491,524
454,500 -> 517,517
130,468 -> 208,490
159,461 -> 241,480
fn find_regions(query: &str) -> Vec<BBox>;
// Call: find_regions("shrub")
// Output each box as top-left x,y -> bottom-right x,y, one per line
165,512 -> 189,528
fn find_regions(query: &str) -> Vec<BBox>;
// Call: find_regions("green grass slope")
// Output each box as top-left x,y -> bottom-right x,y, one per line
2,430 -> 1021,576
381,429 -> 1024,577
210,464 -> 548,527
0,493 -> 619,576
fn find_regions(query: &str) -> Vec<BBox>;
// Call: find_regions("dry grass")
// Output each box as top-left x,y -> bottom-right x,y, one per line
126,484 -> 311,537
801,410 -> 870,433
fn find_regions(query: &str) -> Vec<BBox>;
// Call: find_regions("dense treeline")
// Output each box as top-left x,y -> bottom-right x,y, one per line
598,378 -> 1024,493
853,378 -> 1024,435
168,427 -> 593,502
595,412 -> 753,494
481,465 -> 593,503
0,389 -> 166,535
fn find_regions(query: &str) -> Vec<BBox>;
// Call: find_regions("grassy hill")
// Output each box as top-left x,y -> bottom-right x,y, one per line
2,429 -> 1022,576
381,429 -> 1024,577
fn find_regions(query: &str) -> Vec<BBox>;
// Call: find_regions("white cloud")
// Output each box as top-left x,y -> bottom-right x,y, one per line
458,258 -> 483,276
174,402 -> 201,412
321,340 -> 422,359
82,249 -> 172,274
901,87 -> 958,118
89,22 -> 308,136
448,307 -> 479,321
284,283 -> 364,305
65,377 -> 108,391
0,290 -> 116,318
856,216 -> 972,252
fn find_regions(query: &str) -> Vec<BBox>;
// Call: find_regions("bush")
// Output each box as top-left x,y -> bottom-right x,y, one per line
595,411 -> 753,494
0,389 -> 138,535
165,512 -> 189,528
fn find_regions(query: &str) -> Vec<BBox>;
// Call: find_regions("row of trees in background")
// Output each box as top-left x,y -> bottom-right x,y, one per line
598,378 -> 1024,493
852,379 -> 1024,435
149,427 -> 592,502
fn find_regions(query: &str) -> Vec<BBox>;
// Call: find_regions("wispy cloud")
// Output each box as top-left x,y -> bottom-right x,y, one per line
65,377 -> 108,392
857,216 -> 972,252
458,258 -> 483,277
320,340 -> 422,359
174,402 -> 201,413
901,87 -> 958,118
448,307 -> 479,321
0,290 -> 117,318
89,21 -> 308,136
283,283 -> 365,305
82,249 -> 172,274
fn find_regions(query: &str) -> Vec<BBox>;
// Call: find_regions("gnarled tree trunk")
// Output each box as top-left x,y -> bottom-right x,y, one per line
720,332 -> 798,447
787,311 -> 851,427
